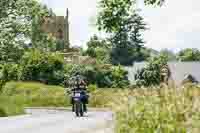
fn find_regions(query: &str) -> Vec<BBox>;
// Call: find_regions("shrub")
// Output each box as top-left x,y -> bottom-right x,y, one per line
0,63 -> 21,81
63,64 -> 129,88
135,55 -> 168,86
0,50 -> 129,88
110,65 -> 129,88
20,49 -> 65,85
0,63 -> 21,91
88,84 -> 97,92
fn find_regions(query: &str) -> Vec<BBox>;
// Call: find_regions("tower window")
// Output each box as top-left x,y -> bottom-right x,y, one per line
57,29 -> 63,39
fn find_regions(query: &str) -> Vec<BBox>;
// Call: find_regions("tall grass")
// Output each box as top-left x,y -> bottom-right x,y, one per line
109,84 -> 200,133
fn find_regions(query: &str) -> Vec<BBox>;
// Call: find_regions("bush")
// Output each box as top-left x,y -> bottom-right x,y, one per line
20,49 -> 65,85
135,55 -> 168,86
0,49 -> 129,88
110,66 -> 129,88
0,63 -> 21,81
0,63 -> 21,91
88,84 -> 97,92
62,64 -> 129,88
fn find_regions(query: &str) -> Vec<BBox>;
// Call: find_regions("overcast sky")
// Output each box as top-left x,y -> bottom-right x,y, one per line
41,0 -> 200,52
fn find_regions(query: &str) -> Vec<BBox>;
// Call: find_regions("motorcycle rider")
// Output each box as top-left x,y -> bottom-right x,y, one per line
70,72 -> 89,112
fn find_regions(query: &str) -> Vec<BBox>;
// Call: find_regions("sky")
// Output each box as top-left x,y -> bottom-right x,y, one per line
41,0 -> 200,52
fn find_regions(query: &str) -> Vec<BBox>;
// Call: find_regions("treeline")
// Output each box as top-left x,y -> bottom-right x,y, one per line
160,48 -> 200,61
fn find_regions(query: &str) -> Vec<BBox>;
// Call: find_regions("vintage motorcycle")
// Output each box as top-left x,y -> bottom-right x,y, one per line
71,89 -> 87,117
67,74 -> 89,117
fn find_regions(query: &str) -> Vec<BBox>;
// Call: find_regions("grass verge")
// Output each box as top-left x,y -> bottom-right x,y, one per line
0,81 -> 70,116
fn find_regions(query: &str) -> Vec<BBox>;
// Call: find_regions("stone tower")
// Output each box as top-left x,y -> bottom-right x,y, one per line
41,8 -> 70,50
65,8 -> 70,49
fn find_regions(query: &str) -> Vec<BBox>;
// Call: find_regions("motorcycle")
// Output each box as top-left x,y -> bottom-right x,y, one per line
66,74 -> 89,117
72,90 -> 87,117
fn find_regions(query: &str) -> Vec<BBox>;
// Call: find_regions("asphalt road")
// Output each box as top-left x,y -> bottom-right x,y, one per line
0,109 -> 113,133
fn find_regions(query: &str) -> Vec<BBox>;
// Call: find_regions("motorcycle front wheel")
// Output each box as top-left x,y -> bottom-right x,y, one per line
75,101 -> 84,117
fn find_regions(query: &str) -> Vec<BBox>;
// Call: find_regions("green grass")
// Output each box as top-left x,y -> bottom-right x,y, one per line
0,96 -> 25,117
0,81 -> 117,117
0,81 -> 70,116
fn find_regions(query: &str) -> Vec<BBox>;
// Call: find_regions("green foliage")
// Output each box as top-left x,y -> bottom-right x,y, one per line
0,95 -> 25,117
0,107 -> 7,117
110,66 -> 129,88
0,63 -> 21,81
97,0 -> 147,66
0,51 -> 129,88
110,11 -> 147,66
63,64 -> 129,88
159,48 -> 176,61
0,82 -> 118,117
97,0 -> 134,33
97,0 -> 164,32
2,82 -> 69,107
0,0 -> 55,63
144,0 -> 165,6
31,5 -> 57,51
83,35 -> 111,64
135,55 -> 168,86
20,49 -> 64,85
0,63 -> 21,91
177,48 -> 200,61
88,84 -> 98,92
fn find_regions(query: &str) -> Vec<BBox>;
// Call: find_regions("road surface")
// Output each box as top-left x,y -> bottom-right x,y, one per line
0,108 -> 113,133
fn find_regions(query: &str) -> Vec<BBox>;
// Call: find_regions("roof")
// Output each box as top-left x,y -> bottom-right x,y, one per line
168,62 -> 200,86
125,61 -> 200,86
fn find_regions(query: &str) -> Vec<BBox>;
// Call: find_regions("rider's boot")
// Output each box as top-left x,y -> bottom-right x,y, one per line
83,104 -> 87,113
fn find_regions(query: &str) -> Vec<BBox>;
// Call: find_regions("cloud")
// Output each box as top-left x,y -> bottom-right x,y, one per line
140,0 -> 200,50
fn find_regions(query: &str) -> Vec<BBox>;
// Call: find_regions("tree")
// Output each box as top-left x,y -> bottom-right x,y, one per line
144,0 -> 165,5
83,35 -> 111,64
97,0 -> 147,65
0,0 -> 54,63
177,48 -> 200,61
31,4 -> 57,51
97,0 -> 164,33
135,55 -> 168,86
97,0 -> 133,33
110,11 -> 147,65
159,49 -> 176,61
20,49 -> 64,85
